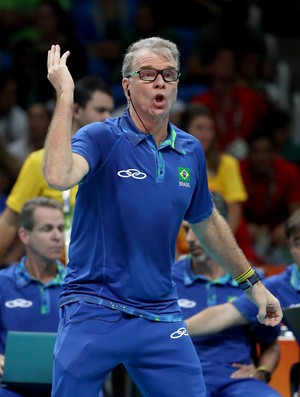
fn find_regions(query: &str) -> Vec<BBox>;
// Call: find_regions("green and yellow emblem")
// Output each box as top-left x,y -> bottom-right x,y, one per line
178,167 -> 190,182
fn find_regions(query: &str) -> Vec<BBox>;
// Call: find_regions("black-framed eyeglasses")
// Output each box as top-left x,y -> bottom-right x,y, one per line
127,68 -> 181,82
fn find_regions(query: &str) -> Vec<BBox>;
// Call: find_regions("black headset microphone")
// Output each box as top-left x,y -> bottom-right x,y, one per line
127,88 -> 150,134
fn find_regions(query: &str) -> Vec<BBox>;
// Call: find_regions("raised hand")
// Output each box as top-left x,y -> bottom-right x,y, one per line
47,44 -> 74,95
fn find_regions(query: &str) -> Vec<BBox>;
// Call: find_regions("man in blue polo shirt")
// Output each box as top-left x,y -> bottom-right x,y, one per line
186,207 -> 300,344
173,191 -> 281,397
0,197 -> 66,397
43,37 -> 282,397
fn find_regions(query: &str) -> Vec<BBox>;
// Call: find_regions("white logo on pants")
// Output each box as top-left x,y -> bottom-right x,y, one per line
178,298 -> 196,308
170,327 -> 189,339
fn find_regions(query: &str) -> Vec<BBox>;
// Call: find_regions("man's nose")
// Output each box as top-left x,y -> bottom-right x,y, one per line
52,228 -> 63,240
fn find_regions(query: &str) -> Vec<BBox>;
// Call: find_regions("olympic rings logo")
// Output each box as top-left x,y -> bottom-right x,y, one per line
178,299 -> 197,309
5,298 -> 33,308
170,327 -> 189,339
117,169 -> 147,179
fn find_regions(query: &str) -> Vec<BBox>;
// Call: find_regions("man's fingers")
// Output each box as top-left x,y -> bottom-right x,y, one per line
257,305 -> 283,326
231,363 -> 243,369
52,44 -> 61,65
47,45 -> 56,70
47,45 -> 70,70
257,310 -> 266,324
61,50 -> 70,64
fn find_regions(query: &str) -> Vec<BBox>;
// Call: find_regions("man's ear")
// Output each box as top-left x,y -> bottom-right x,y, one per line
73,103 -> 81,119
122,79 -> 130,101
18,228 -> 29,245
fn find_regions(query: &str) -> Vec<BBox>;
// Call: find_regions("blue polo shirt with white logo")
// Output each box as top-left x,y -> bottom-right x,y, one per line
172,256 -> 280,364
0,257 -> 66,353
61,109 -> 213,321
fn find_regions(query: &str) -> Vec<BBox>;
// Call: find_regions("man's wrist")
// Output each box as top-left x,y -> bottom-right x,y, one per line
256,366 -> 271,383
235,267 -> 261,291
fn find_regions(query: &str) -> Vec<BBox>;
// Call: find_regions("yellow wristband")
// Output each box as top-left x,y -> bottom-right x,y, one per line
256,366 -> 271,383
234,267 -> 255,283
257,366 -> 270,372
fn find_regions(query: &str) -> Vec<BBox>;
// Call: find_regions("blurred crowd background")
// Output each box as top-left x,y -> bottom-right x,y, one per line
1,0 -> 300,269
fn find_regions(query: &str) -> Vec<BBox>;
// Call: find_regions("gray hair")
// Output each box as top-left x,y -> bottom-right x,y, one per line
122,36 -> 180,78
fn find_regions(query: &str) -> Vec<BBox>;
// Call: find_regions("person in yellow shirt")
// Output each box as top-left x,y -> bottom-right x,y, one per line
0,75 -> 114,265
176,104 -> 256,261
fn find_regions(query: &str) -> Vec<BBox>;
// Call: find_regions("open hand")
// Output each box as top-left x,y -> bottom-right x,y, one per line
47,44 -> 74,95
230,363 -> 257,379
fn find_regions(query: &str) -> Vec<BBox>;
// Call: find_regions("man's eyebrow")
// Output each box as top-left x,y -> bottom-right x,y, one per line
95,106 -> 113,112
38,223 -> 53,228
37,222 -> 60,228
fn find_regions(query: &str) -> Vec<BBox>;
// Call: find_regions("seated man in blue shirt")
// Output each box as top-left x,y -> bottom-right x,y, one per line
0,197 -> 66,397
186,207 -> 300,345
173,191 -> 281,397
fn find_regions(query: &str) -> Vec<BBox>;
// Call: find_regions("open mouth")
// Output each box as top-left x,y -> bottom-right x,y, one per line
154,94 -> 165,102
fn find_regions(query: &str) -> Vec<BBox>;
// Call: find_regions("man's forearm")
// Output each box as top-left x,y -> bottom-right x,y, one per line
191,209 -> 282,326
0,208 -> 19,259
43,93 -> 74,190
191,208 -> 250,277
43,45 -> 76,190
186,303 -> 247,336
257,340 -> 281,376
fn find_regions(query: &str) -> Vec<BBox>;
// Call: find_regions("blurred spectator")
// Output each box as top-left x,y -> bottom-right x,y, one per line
185,0 -> 267,85
0,74 -> 114,267
121,1 -> 180,57
0,72 -> 29,191
20,0 -> 88,104
70,0 -> 127,83
240,129 -> 300,264
190,47 -> 270,159
177,104 -> 257,262
133,1 -> 221,75
262,107 -> 300,167
0,196 -> 66,397
186,206 -> 300,347
10,38 -> 38,109
236,46 -> 268,91
169,99 -> 187,126
26,102 -> 52,153
0,147 -> 21,207
0,169 -> 10,214
0,102 -> 50,206
180,104 -> 247,234
235,43 -> 293,113
236,45 -> 276,101
0,0 -> 71,52
72,75 -> 114,131
0,1 -> 36,51
173,192 -> 281,397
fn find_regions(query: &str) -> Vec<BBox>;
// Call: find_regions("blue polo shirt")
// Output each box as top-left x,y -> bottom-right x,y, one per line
0,257 -> 66,353
172,256 -> 279,365
61,109 -> 213,322
233,263 -> 300,343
